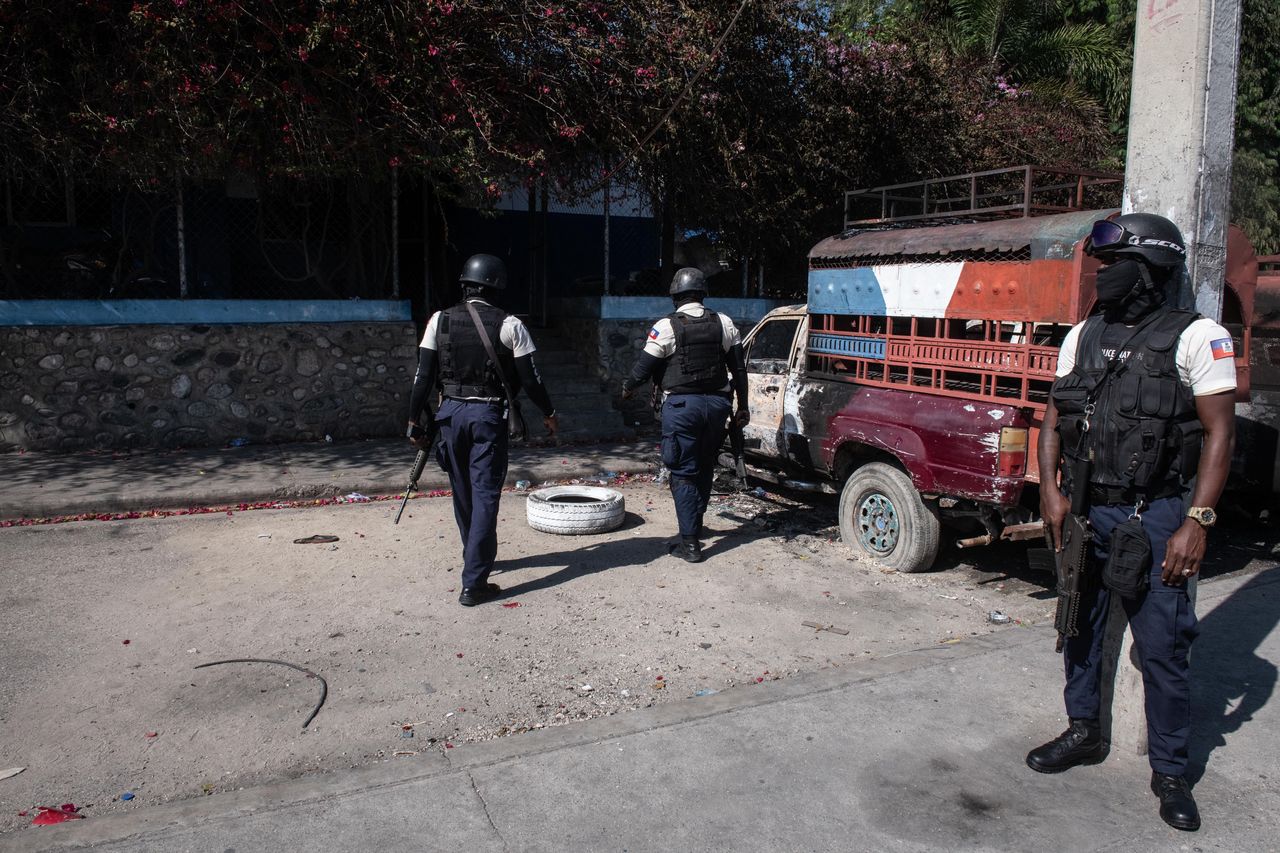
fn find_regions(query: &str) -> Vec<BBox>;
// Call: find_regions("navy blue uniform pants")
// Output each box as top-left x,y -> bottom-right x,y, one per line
434,399 -> 509,591
661,393 -> 732,538
1062,496 -> 1199,775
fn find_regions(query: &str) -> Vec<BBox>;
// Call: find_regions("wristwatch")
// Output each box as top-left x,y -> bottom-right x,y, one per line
1186,506 -> 1217,528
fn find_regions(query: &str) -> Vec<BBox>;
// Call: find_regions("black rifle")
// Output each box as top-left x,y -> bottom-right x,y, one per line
1053,450 -> 1094,652
394,421 -> 435,525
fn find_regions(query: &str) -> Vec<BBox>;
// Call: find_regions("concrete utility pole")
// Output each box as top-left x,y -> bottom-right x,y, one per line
1123,0 -> 1243,321
1109,0 -> 1244,756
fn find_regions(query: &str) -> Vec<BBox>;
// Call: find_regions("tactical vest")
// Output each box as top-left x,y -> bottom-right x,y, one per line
662,310 -> 728,394
436,301 -> 516,399
1050,309 -> 1201,495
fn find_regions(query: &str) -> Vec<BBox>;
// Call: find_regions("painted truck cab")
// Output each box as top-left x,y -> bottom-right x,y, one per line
738,205 -> 1258,573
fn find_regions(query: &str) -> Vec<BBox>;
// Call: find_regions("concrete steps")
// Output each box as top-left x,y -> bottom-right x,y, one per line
523,329 -> 631,442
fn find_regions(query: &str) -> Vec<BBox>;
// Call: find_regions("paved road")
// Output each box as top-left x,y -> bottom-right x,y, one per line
6,566 -> 1278,853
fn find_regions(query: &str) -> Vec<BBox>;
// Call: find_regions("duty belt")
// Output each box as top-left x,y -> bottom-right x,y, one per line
1088,483 -> 1182,507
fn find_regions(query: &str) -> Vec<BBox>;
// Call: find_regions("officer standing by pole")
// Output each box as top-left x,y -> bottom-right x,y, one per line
621,268 -> 749,562
1030,213 -> 1237,831
406,253 -> 558,607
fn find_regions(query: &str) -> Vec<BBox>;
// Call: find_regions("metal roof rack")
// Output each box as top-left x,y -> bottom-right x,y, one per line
844,165 -> 1122,229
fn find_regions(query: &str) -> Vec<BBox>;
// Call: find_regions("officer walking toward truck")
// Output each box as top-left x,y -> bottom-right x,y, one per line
406,253 -> 558,607
622,268 -> 750,562
1031,213 -> 1237,832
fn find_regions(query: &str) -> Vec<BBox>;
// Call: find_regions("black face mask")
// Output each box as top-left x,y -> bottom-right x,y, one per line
1096,258 -> 1165,323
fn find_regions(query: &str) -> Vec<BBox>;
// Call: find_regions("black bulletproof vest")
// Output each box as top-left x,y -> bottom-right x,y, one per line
661,309 -> 728,394
1050,309 -> 1201,493
436,301 -> 517,399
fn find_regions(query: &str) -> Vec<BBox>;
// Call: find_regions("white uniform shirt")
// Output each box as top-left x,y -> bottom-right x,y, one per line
419,298 -> 537,357
418,298 -> 537,402
1055,316 -> 1238,396
643,303 -> 741,394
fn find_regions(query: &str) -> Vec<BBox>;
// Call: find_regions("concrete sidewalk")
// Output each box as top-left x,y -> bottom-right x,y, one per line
0,437 -> 660,520
7,566 -> 1277,853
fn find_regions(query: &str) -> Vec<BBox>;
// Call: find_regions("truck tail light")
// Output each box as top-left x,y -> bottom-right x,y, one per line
998,427 -> 1028,477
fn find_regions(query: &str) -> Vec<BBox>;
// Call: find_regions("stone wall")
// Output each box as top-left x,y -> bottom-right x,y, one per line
557,315 -> 756,427
0,323 -> 417,452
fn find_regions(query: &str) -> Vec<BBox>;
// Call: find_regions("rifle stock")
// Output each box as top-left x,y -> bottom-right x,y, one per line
393,449 -> 430,525
1053,513 -> 1092,651
1054,450 -> 1094,651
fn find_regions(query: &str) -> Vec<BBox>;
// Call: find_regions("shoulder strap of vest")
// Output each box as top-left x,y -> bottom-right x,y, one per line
1077,316 -> 1108,370
1145,309 -> 1199,352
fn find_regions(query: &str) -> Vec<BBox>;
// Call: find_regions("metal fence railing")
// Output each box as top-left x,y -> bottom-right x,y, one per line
1,171 -> 401,301
3,168 -> 803,307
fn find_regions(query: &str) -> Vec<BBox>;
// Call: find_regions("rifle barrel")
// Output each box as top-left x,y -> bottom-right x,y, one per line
392,449 -> 430,525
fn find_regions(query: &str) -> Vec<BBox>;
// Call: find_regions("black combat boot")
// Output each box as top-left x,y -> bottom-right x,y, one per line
458,582 -> 501,607
1151,772 -> 1200,831
1025,718 -> 1106,773
669,536 -> 704,563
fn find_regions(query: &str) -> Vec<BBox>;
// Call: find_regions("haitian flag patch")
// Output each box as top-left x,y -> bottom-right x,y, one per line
1209,338 -> 1235,360
648,327 -> 660,340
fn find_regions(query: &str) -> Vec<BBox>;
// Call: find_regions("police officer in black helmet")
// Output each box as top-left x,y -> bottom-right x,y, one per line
1030,213 -> 1238,831
406,254 -> 558,607
621,268 -> 749,562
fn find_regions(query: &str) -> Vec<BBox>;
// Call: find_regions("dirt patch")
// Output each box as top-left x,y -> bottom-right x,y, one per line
0,479 -> 1273,833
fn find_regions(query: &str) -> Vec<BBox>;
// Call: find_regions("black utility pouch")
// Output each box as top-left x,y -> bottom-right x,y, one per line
1102,515 -> 1152,598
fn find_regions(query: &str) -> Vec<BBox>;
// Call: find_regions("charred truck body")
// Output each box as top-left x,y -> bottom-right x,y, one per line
732,168 -> 1258,572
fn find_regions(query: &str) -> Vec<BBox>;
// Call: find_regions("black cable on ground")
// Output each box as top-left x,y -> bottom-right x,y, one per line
194,657 -> 328,729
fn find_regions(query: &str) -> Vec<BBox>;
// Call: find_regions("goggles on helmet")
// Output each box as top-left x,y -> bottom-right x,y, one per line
1084,219 -> 1186,260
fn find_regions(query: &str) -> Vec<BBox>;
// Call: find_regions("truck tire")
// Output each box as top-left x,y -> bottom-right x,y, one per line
837,462 -> 940,572
526,486 -> 626,535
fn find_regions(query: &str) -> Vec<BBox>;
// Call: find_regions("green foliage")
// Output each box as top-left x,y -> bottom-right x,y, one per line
0,0 -> 1110,274
1232,0 -> 1280,254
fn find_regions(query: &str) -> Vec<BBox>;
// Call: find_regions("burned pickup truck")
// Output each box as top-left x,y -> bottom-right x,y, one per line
730,168 -> 1258,572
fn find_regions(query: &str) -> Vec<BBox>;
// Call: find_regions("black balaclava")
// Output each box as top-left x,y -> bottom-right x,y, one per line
672,291 -> 706,310
1095,258 -> 1167,324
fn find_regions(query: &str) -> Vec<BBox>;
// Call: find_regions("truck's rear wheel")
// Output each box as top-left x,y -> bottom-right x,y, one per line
838,462 -> 940,572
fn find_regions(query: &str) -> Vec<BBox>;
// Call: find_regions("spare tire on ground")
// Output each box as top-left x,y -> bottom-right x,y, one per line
526,486 -> 626,535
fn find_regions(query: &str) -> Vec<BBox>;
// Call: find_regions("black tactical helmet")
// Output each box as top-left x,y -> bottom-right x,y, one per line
1085,213 -> 1187,269
459,253 -> 507,289
669,267 -> 707,296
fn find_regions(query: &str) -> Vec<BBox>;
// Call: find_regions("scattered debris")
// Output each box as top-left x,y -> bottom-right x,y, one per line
293,535 -> 340,545
393,751 -> 417,756
698,642 -> 712,650
579,684 -> 594,692
515,480 -> 532,491
340,493 -> 370,503
228,438 -> 250,448
122,639 -> 131,646
988,611 -> 1013,625
257,533 -> 271,539
194,658 -> 328,728
145,732 -> 158,739
120,792 -> 135,801
801,621 -> 850,636
0,767 -> 24,782
31,805 -> 82,825
694,688 -> 719,697
501,602 -> 522,609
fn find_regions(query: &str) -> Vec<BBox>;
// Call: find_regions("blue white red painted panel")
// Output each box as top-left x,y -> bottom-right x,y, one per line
809,264 -> 964,318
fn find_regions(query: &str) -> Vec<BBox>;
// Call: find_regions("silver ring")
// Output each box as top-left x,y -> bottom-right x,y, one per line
1182,569 -> 1193,576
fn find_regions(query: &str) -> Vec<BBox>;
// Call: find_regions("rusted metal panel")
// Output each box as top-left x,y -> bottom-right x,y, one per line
790,379 -> 1029,506
810,209 -> 1112,262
